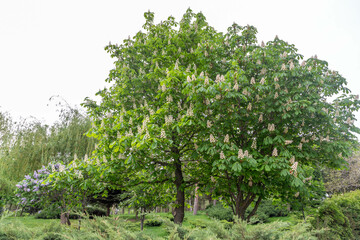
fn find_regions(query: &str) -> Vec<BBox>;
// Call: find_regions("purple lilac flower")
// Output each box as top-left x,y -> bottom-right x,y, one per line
25,175 -> 31,180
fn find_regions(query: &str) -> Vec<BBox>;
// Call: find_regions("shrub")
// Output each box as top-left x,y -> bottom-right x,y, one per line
35,206 -> 61,219
246,199 -> 289,224
312,190 -> 360,239
145,219 -> 163,227
188,219 -> 207,228
206,203 -> 234,222
85,205 -> 107,217
220,220 -> 233,230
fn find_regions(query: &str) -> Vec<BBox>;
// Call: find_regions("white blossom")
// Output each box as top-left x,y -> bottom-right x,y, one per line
298,143 -> 303,150
260,68 -> 266,75
290,156 -> 295,164
260,78 -> 265,85
220,151 -> 225,159
210,134 -> 216,143
144,130 -> 150,139
251,139 -> 257,149
285,140 -> 293,145
308,66 -> 312,71
165,115 -> 174,124
247,103 -> 252,111
238,149 -> 244,159
294,192 -> 300,197
272,148 -> 278,157
166,95 -> 173,103
275,83 -> 280,90
207,120 -> 212,128
258,114 -> 263,123
274,92 -> 278,99
346,117 -> 352,124
187,107 -> 194,117
281,63 -> 286,71
289,61 -> 295,70
244,150 -> 249,158
268,123 -> 275,132
204,76 -> 209,85
291,161 -> 298,172
250,77 -> 255,84
301,60 -> 306,67
192,74 -> 196,81
274,77 -> 279,82
284,127 -> 288,134
224,134 -> 229,143
233,82 -> 239,90
103,156 -> 107,163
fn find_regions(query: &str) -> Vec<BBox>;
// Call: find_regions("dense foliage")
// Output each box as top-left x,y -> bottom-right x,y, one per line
83,8 -> 360,223
312,189 -> 360,239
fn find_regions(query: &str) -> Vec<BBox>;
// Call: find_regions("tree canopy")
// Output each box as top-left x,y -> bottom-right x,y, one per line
83,9 -> 360,224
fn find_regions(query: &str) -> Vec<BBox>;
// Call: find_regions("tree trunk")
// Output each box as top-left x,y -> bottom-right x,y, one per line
135,210 -> 139,220
140,208 -> 145,231
128,208 -> 130,214
106,205 -> 110,217
193,185 -> 199,215
122,208 -> 125,214
173,157 -> 185,224
60,211 -> 71,226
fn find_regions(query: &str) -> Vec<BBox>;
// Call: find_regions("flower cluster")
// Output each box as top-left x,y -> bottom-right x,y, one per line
268,123 -> 275,132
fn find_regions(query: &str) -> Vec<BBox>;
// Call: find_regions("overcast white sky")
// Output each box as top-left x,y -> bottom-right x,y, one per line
0,0 -> 359,129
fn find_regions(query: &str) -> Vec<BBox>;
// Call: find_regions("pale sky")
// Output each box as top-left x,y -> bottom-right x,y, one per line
1,0 -> 359,130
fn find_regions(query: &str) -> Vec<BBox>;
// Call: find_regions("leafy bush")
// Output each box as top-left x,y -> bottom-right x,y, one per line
145,219 -> 163,227
35,206 -> 61,219
246,199 -> 289,224
220,220 -> 233,230
206,203 -> 234,222
85,205 -> 107,217
188,219 -> 207,228
311,190 -> 360,239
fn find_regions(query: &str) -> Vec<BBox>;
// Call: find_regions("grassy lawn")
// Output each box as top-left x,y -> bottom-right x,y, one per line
1,211 -> 302,239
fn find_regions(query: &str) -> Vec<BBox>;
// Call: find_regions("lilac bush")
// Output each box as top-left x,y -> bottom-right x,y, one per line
15,163 -> 62,213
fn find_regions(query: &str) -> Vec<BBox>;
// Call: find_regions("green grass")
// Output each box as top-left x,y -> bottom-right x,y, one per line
1,211 -> 302,239
2,216 -> 58,228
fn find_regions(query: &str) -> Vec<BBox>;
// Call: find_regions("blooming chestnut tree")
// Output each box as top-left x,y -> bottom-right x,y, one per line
84,9 -> 360,223
195,25 -> 360,220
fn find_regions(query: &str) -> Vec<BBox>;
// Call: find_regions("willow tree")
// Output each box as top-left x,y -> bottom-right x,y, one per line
84,9 -> 360,224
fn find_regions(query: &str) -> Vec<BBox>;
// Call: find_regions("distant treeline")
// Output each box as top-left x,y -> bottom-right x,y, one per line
0,103 -> 96,195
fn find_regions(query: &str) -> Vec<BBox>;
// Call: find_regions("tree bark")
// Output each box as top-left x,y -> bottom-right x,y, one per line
140,208 -> 145,231
193,185 -> 199,215
106,205 -> 110,217
60,211 -> 71,226
173,157 -> 185,224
